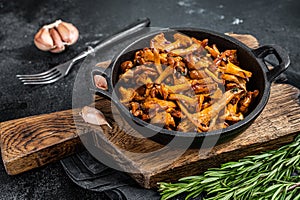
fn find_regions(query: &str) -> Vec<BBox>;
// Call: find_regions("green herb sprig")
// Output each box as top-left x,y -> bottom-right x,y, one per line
158,135 -> 300,200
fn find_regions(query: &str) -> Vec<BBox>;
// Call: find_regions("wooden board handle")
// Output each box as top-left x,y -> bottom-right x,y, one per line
0,109 -> 83,175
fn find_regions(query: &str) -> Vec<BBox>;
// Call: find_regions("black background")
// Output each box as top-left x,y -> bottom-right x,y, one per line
0,0 -> 299,199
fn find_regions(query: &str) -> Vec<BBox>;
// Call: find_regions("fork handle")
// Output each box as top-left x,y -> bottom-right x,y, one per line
71,18 -> 151,64
93,17 -> 150,51
71,46 -> 95,63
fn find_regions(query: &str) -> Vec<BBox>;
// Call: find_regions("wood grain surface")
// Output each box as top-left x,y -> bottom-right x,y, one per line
0,34 -> 299,189
0,109 -> 84,174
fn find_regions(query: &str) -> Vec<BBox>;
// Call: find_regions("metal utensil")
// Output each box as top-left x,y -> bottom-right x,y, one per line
17,18 -> 151,85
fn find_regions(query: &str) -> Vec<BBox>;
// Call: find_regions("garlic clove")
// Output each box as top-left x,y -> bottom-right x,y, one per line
56,21 -> 79,45
80,106 -> 112,128
49,28 -> 65,53
94,75 -> 108,90
34,27 -> 54,51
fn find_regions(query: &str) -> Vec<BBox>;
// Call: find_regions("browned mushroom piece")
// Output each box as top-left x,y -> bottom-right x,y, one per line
208,115 -> 218,131
143,48 -> 155,62
221,74 -> 247,91
136,74 -> 153,85
130,102 -> 140,113
119,87 -> 136,103
205,45 -> 219,58
225,82 -> 241,91
189,69 -> 208,79
209,87 -> 222,99
150,33 -> 169,50
196,94 -> 205,112
166,107 -> 184,118
135,86 -> 146,97
192,83 -> 217,94
221,73 -> 240,84
224,50 -> 239,65
225,112 -> 244,122
150,86 -> 159,98
204,68 -> 223,84
168,93 -> 198,106
134,50 -> 146,65
177,100 -> 209,131
239,90 -> 259,114
164,40 -> 182,52
144,82 -> 154,97
177,118 -> 197,132
201,101 -> 211,110
190,77 -> 214,85
164,83 -> 192,93
225,102 -> 244,122
151,111 -> 176,128
174,33 -> 193,45
121,60 -> 134,72
159,53 -> 168,64
171,43 -> 201,56
165,112 -> 176,128
133,65 -> 157,76
201,38 -> 209,47
141,114 -> 151,121
174,61 -> 187,77
155,66 -> 173,84
220,61 -> 252,79
163,33 -> 193,52
212,44 -> 220,55
157,84 -> 169,100
194,56 -> 213,69
153,48 -> 163,73
173,74 -> 189,85
119,68 -> 134,82
132,92 -> 145,101
133,110 -> 143,117
236,77 -> 247,91
143,98 -> 177,110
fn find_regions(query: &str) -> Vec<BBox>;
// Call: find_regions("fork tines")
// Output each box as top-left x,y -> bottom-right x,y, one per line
16,68 -> 62,85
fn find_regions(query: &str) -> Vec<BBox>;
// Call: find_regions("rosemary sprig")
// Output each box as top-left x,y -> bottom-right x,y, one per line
158,135 -> 300,200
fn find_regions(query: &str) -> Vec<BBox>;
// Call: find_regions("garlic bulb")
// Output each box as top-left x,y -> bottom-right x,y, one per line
34,19 -> 79,53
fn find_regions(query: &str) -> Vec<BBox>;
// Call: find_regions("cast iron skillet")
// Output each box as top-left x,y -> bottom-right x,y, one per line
89,28 -> 290,148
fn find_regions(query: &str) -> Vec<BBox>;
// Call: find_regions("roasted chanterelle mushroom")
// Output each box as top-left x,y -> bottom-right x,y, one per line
117,33 -> 259,133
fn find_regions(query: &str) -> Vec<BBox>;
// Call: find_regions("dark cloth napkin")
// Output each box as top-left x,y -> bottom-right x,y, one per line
60,151 -> 160,200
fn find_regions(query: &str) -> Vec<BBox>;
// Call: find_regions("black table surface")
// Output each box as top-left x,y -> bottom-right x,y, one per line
1,0 -> 299,199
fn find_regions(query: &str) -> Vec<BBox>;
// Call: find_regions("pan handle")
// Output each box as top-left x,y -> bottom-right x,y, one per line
252,45 -> 290,82
91,65 -> 114,99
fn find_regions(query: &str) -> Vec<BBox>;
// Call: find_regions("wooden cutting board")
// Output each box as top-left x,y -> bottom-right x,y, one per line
1,34 -> 299,189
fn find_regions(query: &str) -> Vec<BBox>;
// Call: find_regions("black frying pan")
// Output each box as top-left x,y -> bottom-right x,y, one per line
89,28 -> 290,148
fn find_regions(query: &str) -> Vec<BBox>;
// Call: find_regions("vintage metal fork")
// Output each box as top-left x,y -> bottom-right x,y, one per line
17,47 -> 95,84
17,18 -> 150,85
